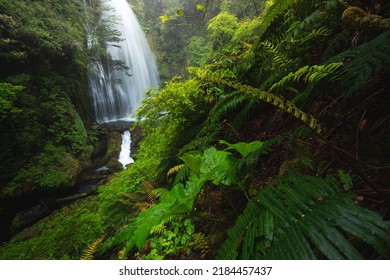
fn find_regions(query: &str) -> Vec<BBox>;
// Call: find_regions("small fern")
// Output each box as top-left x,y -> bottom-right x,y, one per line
80,235 -> 105,260
179,91 -> 254,154
150,216 -> 174,235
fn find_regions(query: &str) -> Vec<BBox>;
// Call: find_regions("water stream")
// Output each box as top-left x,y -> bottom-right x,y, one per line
118,130 -> 134,167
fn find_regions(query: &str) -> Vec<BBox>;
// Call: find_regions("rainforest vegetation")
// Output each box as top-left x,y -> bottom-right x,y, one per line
0,0 -> 390,259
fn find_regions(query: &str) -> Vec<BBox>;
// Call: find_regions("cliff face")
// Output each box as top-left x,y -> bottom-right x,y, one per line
0,0 -> 93,197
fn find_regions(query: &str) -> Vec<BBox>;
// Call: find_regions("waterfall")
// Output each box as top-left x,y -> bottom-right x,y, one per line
85,0 -> 159,168
118,130 -> 133,167
87,0 -> 159,123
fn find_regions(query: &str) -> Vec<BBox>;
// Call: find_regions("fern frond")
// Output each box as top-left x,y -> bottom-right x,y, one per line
260,40 -> 291,66
151,187 -> 170,199
150,216 -> 174,235
196,71 -> 322,134
291,27 -> 331,44
193,233 -> 210,259
269,62 -> 343,92
167,164 -> 185,178
141,180 -> 157,204
202,91 -> 250,132
80,235 -> 105,260
180,92 -> 254,154
216,201 -> 260,259
217,172 -> 390,259
135,201 -> 152,212
150,224 -> 166,235
259,0 -> 317,38
331,31 -> 390,93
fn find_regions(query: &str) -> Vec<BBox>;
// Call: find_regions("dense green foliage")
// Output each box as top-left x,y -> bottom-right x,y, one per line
217,172 -> 390,259
0,0 -> 93,197
0,197 -> 105,259
1,0 -> 390,260
97,0 -> 390,260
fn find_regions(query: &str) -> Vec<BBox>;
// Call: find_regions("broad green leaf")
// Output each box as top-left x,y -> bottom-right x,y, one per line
180,153 -> 203,177
200,147 -> 238,186
219,140 -> 264,158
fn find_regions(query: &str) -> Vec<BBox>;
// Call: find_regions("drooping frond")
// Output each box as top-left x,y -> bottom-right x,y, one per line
216,200 -> 265,260
217,172 -> 390,260
195,70 -> 322,133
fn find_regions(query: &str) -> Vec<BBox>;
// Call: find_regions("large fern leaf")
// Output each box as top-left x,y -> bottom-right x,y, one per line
331,31 -> 390,94
217,172 -> 390,259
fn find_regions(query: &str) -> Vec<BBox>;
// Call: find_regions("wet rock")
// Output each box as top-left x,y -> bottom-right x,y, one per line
12,202 -> 50,231
130,125 -> 143,159
107,158 -> 123,172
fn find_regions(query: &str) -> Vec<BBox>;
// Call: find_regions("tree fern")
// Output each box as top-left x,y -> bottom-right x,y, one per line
217,172 -> 390,259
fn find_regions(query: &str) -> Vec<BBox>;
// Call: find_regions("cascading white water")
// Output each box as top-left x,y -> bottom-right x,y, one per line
87,0 -> 159,123
85,0 -> 159,168
118,130 -> 134,167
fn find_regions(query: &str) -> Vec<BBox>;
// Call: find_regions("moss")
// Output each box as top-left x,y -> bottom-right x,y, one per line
106,158 -> 123,172
2,143 -> 83,198
101,131 -> 122,164
0,196 -> 105,260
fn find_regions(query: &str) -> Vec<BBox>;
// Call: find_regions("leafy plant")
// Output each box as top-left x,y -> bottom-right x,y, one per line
106,139 -> 271,257
194,68 -> 322,133
217,172 -> 390,259
139,217 -> 209,260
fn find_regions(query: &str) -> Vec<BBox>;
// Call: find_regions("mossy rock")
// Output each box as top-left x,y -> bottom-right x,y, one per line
1,144 -> 83,198
0,196 -> 105,260
106,158 -> 123,172
101,131 -> 122,164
